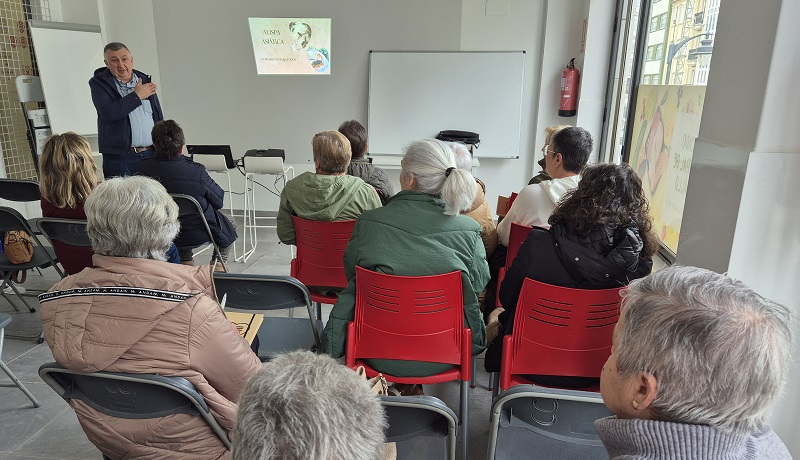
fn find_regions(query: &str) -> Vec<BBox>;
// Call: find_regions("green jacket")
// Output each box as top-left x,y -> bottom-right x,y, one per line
277,172 -> 381,245
322,191 -> 489,377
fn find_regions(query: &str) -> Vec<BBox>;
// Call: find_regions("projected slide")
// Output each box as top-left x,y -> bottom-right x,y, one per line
248,18 -> 331,75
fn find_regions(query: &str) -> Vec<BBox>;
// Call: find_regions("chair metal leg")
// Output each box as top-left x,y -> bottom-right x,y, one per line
470,355 -> 477,388
0,360 -> 40,407
1,279 -> 35,313
491,372 -> 500,400
460,379 -> 470,460
0,329 -> 40,407
0,291 -> 21,312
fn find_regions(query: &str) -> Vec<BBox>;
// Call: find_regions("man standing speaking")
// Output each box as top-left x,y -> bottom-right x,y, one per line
89,42 -> 163,178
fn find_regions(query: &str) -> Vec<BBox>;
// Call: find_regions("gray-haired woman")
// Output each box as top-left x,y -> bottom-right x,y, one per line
39,176 -> 261,459
321,139 -> 489,395
597,265 -> 792,459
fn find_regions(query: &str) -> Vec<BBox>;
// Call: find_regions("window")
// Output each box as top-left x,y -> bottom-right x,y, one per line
650,13 -> 667,32
655,43 -> 664,60
646,45 -> 656,61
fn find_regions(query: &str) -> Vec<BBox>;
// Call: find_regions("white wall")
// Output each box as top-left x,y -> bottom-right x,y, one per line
98,0 -> 161,90
460,0 -> 546,207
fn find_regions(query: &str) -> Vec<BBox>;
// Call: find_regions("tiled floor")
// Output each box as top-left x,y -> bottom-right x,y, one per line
0,218 -> 498,460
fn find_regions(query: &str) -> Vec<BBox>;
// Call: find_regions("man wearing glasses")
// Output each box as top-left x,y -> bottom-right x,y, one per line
496,126 -> 592,246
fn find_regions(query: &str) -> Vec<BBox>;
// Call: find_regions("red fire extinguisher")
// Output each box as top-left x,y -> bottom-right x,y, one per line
559,58 -> 580,117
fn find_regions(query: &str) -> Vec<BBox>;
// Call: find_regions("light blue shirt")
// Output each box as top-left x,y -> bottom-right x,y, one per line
114,73 -> 155,148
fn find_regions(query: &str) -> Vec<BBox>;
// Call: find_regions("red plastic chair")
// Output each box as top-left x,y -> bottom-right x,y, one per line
289,216 -> 356,318
345,266 -> 472,460
495,223 -> 533,307
498,278 -> 622,395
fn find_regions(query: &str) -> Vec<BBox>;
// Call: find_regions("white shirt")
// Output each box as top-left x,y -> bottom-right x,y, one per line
496,175 -> 581,246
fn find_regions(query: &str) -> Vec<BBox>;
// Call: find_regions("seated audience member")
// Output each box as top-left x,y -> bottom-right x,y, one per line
485,163 -> 657,382
137,120 -> 236,268
597,265 -> 793,459
528,124 -> 571,185
39,132 -> 178,273
497,126 -> 592,246
38,133 -> 100,274
451,142 -> 498,258
39,176 -> 261,460
277,130 -> 381,245
485,126 -> 593,312
232,351 -> 386,460
322,139 -> 489,395
338,119 -> 394,204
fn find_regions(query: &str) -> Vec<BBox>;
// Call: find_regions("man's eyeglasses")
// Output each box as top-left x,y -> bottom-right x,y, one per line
541,145 -> 557,157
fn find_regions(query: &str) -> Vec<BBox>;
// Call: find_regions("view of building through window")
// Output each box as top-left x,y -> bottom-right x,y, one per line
626,0 -> 720,256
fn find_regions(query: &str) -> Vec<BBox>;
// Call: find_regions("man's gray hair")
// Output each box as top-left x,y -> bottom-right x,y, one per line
616,265 -> 793,433
401,139 -> 475,215
232,351 -> 386,460
84,176 -> 179,261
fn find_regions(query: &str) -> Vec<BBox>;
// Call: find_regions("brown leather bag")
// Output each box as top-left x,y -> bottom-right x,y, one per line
4,230 -> 34,264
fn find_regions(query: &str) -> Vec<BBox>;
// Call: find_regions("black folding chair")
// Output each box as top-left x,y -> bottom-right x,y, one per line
212,272 -> 321,361
38,362 -> 231,458
487,385 -> 611,459
0,179 -> 43,234
382,395 -> 458,460
0,207 -> 62,312
36,217 -> 91,277
170,194 -> 228,272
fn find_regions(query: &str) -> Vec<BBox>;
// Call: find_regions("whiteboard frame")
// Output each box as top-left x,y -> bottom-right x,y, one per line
367,50 -> 525,159
28,20 -> 102,137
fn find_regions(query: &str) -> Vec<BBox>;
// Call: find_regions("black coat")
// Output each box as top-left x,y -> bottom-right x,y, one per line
485,223 -> 652,373
136,156 -> 236,248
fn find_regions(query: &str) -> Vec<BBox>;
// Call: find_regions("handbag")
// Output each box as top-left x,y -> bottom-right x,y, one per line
356,365 -> 389,396
4,230 -> 34,264
355,366 -> 396,460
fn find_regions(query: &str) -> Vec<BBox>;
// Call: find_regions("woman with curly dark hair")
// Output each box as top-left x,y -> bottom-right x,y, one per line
484,163 -> 657,385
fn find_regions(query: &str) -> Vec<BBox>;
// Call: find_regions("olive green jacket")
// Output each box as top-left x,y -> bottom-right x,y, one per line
322,191 -> 489,376
277,172 -> 381,245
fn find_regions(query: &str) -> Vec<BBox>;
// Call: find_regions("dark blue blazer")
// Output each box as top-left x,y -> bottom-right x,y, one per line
89,67 -> 164,156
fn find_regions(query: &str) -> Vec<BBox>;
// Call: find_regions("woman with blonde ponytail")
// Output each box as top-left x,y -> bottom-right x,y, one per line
322,139 -> 489,394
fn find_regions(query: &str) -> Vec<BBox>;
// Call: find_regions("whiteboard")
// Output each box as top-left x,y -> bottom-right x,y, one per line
28,21 -> 103,137
368,51 -> 525,158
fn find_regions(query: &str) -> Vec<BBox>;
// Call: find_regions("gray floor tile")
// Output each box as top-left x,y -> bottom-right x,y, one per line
0,382 -> 69,454
13,409 -> 100,459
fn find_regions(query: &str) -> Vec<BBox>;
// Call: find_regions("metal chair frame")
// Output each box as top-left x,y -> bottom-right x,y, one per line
0,206 -> 63,312
0,313 -> 40,407
212,272 -> 321,360
487,385 -> 610,459
170,194 -> 229,272
238,155 -> 294,262
382,395 -> 458,460
38,362 -> 230,455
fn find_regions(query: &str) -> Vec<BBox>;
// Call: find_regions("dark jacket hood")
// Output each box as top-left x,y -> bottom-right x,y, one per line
551,223 -> 652,288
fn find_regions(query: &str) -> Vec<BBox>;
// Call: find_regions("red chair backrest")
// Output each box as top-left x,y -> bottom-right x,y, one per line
350,266 -> 466,366
505,223 -> 533,270
290,216 -> 356,289
501,278 -> 622,389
